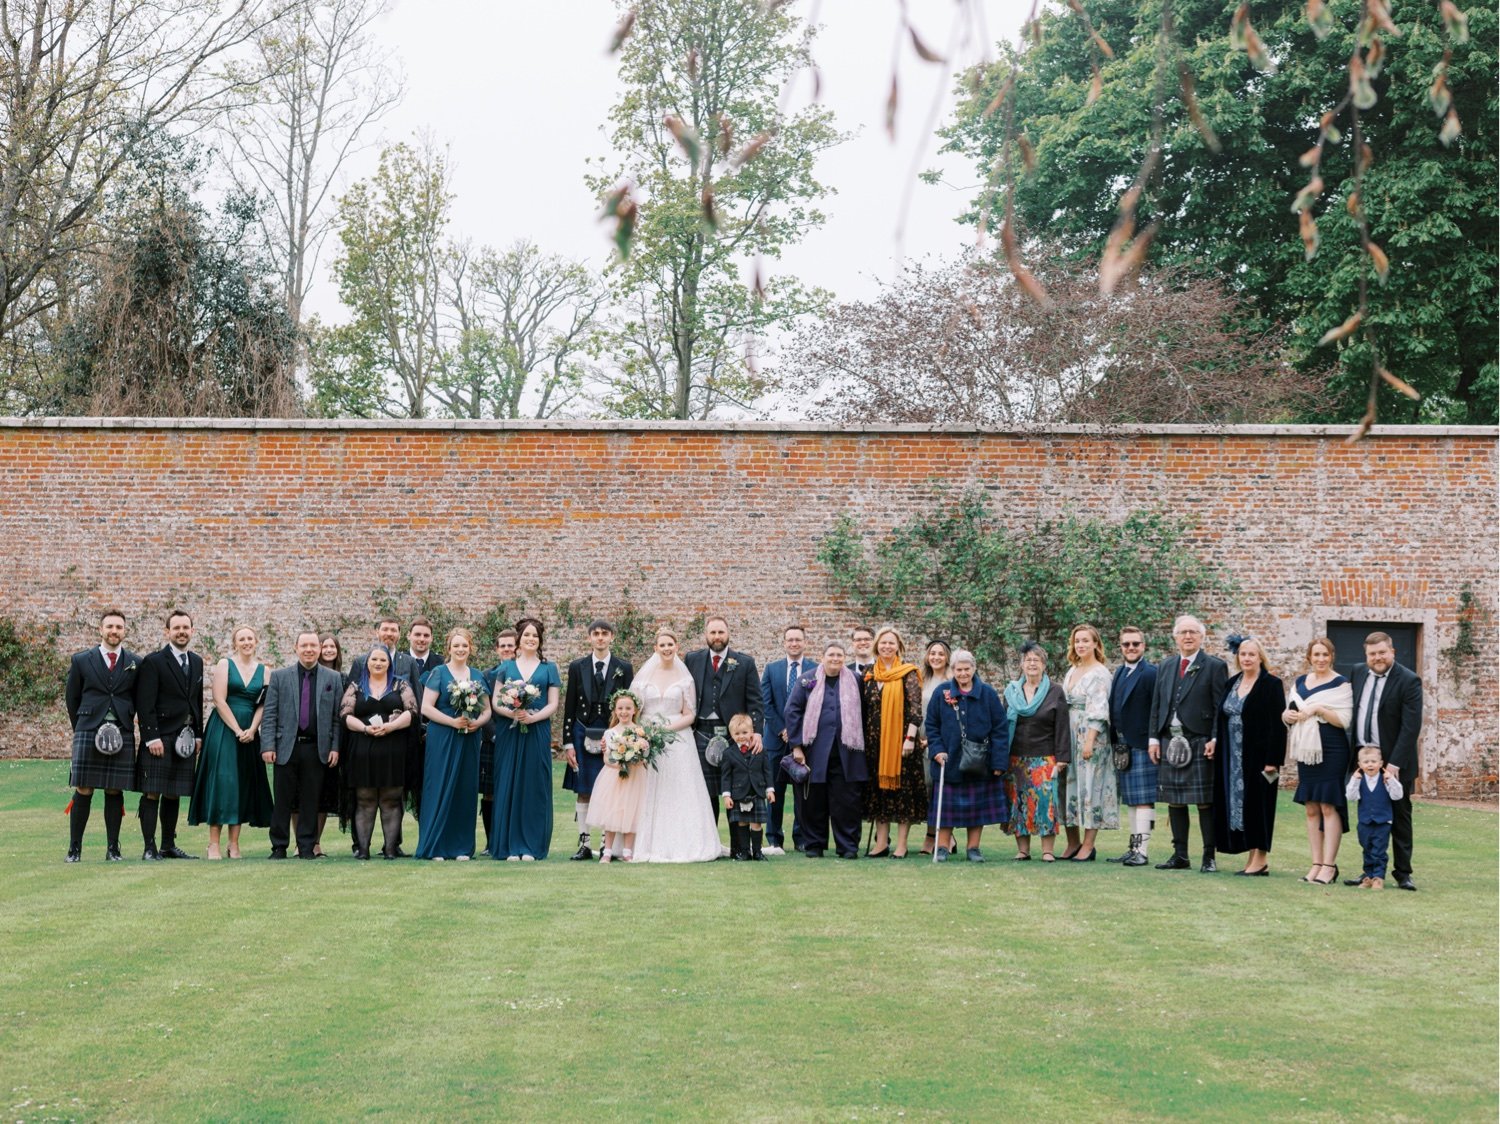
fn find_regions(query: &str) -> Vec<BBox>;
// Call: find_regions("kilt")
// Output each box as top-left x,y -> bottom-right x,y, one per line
70,725 -> 138,790
929,772 -> 1010,828
133,737 -> 198,797
727,794 -> 770,825
1156,736 -> 1215,805
1117,747 -> 1159,805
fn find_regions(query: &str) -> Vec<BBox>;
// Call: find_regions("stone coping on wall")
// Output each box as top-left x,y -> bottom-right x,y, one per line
3,416 -> 1497,438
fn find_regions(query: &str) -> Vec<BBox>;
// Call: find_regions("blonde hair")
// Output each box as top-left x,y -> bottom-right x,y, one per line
1236,637 -> 1275,676
231,625 -> 257,644
729,713 -> 755,736
1067,624 -> 1104,666
447,628 -> 474,654
873,625 -> 905,661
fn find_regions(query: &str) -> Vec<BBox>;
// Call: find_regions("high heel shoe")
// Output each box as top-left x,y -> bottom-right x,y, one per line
1236,867 -> 1270,876
866,846 -> 891,859
1059,845 -> 1081,860
1300,864 -> 1323,883
1312,863 -> 1338,885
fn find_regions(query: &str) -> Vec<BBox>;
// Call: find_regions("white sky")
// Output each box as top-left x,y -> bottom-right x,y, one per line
304,0 -> 1035,324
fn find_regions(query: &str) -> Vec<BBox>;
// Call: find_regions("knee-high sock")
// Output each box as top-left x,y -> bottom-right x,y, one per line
159,797 -> 181,848
138,795 -> 159,847
1197,804 -> 1215,858
750,828 -> 763,858
1133,806 -> 1153,855
103,791 -> 125,848
1167,805 -> 1189,859
576,800 -> 590,843
69,790 -> 94,849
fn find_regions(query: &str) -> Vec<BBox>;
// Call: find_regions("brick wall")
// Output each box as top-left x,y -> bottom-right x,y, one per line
2,418 -> 1495,797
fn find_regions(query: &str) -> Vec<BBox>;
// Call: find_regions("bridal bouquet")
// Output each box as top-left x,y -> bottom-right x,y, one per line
606,721 -> 672,778
447,678 -> 487,721
496,678 -> 542,729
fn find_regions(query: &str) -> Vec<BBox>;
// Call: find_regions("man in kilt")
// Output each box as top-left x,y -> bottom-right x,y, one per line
134,610 -> 205,860
1147,615 -> 1229,873
64,610 -> 141,862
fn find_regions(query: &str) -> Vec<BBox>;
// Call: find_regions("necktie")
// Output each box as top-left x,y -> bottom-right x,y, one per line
788,660 -> 799,690
179,652 -> 189,675
1179,657 -> 1190,679
593,660 -> 605,696
298,668 -> 312,729
106,651 -> 117,671
713,654 -> 722,674
1361,675 -> 1383,744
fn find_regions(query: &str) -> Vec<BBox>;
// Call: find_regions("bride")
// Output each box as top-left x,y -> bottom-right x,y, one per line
630,628 -> 722,863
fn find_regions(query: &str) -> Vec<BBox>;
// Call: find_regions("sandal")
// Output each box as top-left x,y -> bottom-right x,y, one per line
1040,853 -> 1056,862
206,843 -> 222,861
1300,864 -> 1325,883
1013,851 -> 1031,862
1312,863 -> 1339,885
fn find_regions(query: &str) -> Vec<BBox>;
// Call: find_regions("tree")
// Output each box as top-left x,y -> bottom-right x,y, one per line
0,0 -> 275,341
817,492 -> 1235,675
940,0 -> 1497,424
311,139 -> 449,418
778,251 -> 1322,425
221,0 -> 404,330
589,0 -> 842,418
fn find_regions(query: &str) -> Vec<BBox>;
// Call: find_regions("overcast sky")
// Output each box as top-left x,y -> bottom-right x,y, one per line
304,0 -> 1034,323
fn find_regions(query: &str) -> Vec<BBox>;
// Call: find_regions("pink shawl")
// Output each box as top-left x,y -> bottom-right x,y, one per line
801,667 -> 865,752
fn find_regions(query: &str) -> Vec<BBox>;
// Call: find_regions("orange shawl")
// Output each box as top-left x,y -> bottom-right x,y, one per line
872,660 -> 918,790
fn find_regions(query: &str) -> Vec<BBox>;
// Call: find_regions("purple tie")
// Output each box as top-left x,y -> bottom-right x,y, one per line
298,668 -> 312,729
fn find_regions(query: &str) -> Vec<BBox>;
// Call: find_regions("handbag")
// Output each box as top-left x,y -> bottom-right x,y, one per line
173,727 -> 197,759
949,695 -> 990,779
779,754 -> 810,784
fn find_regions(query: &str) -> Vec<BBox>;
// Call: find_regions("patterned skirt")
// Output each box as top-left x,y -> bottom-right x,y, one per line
70,726 -> 138,791
862,747 -> 929,823
930,772 -> 1010,828
1116,747 -> 1159,806
134,740 -> 198,798
1156,737 -> 1215,805
1004,756 -> 1061,836
1065,752 -> 1120,830
727,794 -> 770,825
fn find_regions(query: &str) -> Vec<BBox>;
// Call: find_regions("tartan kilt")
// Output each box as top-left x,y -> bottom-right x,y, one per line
70,726 -> 139,791
1117,747 -> 1159,806
1155,737 -> 1215,805
133,739 -> 198,797
727,794 -> 770,824
930,773 -> 1010,828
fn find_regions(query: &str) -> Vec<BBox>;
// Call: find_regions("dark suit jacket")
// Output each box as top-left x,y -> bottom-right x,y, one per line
1148,651 -> 1229,742
260,662 -> 343,764
1350,662 -> 1422,778
562,653 -> 634,738
760,655 -> 813,750
136,646 -> 205,745
1109,660 -> 1157,751
784,669 -> 870,784
684,647 -> 764,735
721,743 -> 772,801
65,647 -> 141,733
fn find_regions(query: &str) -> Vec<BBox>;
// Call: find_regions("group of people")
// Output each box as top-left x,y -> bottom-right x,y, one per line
61,607 -> 1424,889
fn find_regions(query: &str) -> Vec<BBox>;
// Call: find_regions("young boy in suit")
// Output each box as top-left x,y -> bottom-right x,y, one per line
720,714 -> 774,861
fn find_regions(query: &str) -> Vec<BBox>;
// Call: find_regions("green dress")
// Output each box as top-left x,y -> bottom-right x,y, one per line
189,661 -> 273,826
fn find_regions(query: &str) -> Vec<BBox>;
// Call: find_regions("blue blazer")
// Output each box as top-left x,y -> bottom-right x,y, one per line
924,677 -> 1010,771
761,656 -> 814,750
1109,661 -> 1157,751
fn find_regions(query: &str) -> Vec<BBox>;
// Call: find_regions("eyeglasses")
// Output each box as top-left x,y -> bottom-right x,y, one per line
1120,641 -> 1143,648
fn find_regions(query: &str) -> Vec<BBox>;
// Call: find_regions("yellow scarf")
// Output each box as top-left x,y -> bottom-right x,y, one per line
872,660 -> 918,790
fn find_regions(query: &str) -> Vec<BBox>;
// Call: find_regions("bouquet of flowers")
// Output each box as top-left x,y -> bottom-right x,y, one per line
605,720 -> 673,778
496,678 -> 542,729
447,678 -> 487,722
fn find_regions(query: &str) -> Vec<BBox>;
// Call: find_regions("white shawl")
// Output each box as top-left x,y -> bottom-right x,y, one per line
1286,678 -> 1354,766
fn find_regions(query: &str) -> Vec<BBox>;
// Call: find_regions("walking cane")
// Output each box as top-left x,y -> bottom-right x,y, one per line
932,758 -> 946,864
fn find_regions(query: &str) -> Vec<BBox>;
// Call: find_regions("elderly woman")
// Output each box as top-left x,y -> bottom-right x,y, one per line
785,642 -> 870,860
1215,636 -> 1286,876
1003,642 -> 1071,861
918,639 -> 952,855
925,649 -> 1010,862
860,626 -> 927,858
339,644 -> 418,860
1284,636 -> 1352,885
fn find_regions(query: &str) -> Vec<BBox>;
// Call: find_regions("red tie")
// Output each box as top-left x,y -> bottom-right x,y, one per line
106,651 -> 118,671
1179,657 -> 1189,679
712,655 -> 722,674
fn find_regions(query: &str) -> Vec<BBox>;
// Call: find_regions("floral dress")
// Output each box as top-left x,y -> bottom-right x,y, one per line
1065,665 -> 1119,830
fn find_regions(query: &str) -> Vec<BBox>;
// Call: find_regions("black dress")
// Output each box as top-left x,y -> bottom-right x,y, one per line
1214,672 -> 1287,854
1290,674 -> 1351,832
343,687 -> 414,789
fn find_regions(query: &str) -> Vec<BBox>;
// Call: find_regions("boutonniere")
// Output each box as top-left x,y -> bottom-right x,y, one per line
942,689 -> 956,705
611,666 -> 624,677
123,661 -> 138,674
1185,664 -> 1200,677
724,657 -> 739,671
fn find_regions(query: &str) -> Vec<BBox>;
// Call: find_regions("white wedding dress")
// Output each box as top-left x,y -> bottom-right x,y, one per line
630,668 -> 722,864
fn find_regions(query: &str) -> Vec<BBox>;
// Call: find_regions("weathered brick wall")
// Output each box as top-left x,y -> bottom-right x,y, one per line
2,419 -> 1495,796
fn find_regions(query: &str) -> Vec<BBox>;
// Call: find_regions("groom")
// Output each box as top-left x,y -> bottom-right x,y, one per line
561,619 -> 634,860
684,616 -> 763,823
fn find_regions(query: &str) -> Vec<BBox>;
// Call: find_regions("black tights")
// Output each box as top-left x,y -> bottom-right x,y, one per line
354,787 -> 404,856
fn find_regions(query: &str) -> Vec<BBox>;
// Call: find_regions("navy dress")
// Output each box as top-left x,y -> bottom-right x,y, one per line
1291,674 -> 1350,832
415,664 -> 483,859
488,658 -> 560,860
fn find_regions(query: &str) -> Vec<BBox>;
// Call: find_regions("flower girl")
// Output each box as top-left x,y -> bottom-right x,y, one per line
587,691 -> 656,863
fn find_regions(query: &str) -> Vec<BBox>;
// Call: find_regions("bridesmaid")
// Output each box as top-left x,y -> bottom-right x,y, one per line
918,638 -> 951,856
417,629 -> 491,861
1283,636 -> 1353,885
860,626 -> 926,859
188,626 -> 272,859
488,617 -> 561,861
1061,624 -> 1118,862
1002,642 -> 1071,861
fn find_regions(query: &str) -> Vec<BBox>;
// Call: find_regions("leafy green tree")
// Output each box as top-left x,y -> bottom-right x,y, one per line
817,491 -> 1234,675
941,0 -> 1497,423
589,0 -> 842,418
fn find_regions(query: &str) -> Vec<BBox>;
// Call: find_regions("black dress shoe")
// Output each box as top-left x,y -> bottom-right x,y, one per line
1343,877 -> 1366,886
65,846 -> 81,863
866,846 -> 891,859
142,845 -> 162,861
1121,851 -> 1149,867
1105,850 -> 1135,864
393,846 -> 409,858
105,845 -> 123,862
354,849 -> 371,861
1199,858 -> 1218,873
804,849 -> 824,858
160,844 -> 197,859
1154,855 -> 1191,870
1396,877 -> 1417,891
297,851 -> 322,860
268,849 -> 288,860
1236,867 -> 1270,877
837,852 -> 859,860
731,851 -> 750,861
570,843 -> 593,861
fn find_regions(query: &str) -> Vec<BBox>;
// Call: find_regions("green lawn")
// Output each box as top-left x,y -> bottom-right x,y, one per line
1,759 -> 1495,1122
